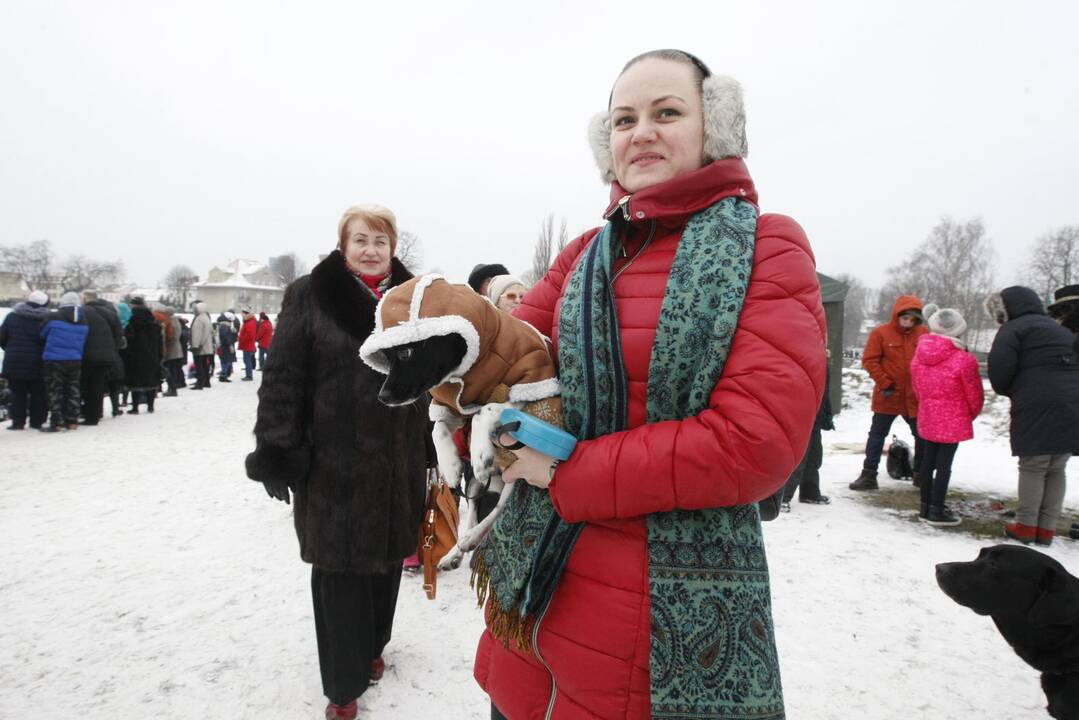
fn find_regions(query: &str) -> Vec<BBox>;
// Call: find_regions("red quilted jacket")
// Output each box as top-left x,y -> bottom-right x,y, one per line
474,159 -> 827,719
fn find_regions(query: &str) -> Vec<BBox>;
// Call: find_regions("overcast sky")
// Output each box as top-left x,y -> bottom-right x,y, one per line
2,1 -> 1077,291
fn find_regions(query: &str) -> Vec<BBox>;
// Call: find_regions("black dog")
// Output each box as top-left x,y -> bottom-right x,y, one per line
377,334 -> 467,406
936,545 -> 1079,719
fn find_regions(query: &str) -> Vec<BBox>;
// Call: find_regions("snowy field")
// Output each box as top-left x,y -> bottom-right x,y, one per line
2,365 -> 1078,719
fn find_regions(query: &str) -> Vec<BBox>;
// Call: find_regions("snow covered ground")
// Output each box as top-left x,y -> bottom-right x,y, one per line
2,366 -> 1078,719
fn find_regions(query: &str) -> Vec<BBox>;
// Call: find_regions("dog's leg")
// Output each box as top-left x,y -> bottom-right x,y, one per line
456,478 -> 515,551
431,416 -> 465,489
469,402 -> 517,487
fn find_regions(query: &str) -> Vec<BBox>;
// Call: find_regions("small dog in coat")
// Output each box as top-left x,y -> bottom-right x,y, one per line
936,544 -> 1079,719
360,274 -> 563,569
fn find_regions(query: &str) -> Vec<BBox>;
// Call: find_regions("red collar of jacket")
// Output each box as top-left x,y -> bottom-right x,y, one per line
602,158 -> 759,224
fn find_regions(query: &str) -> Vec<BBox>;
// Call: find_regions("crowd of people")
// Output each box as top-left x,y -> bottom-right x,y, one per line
5,46 -> 1077,720
0,290 -> 274,431
843,287 -> 1079,546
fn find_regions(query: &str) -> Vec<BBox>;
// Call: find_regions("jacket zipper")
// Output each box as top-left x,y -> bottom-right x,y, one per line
532,603 -> 558,720
612,219 -> 657,283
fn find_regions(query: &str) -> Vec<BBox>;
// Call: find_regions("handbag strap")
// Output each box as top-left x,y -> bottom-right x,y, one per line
420,470 -> 442,600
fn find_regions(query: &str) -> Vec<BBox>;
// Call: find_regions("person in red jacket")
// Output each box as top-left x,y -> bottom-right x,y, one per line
473,49 -> 826,720
909,308 -> 984,525
255,312 -> 273,370
237,307 -> 258,381
850,295 -> 929,491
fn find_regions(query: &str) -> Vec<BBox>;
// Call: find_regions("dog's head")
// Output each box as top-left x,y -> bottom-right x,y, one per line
936,545 -> 1079,628
377,334 -> 468,406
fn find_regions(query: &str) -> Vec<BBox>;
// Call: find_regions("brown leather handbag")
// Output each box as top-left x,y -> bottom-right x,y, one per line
418,470 -> 459,600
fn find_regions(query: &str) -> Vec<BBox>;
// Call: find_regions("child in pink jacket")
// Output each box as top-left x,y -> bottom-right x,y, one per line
910,308 -> 985,526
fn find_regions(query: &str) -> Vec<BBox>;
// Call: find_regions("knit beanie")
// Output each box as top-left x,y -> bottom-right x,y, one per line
59,291 -> 81,307
467,263 -> 510,293
27,290 -> 48,306
928,308 -> 967,338
921,303 -> 940,325
486,275 -> 525,305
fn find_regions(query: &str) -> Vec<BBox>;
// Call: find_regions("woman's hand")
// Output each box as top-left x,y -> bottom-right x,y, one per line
501,444 -> 558,490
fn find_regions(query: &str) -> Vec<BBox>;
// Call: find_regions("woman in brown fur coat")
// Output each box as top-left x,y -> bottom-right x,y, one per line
245,204 -> 431,720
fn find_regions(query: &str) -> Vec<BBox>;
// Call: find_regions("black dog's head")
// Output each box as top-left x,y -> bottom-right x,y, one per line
377,334 -> 468,406
936,545 -> 1079,626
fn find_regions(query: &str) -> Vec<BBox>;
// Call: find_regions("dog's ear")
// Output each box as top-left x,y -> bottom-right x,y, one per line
1028,567 -> 1079,627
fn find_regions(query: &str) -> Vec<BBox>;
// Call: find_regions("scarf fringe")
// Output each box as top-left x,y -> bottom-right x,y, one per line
471,552 -> 533,652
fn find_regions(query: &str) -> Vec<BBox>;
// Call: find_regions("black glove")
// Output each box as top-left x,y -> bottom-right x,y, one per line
263,478 -> 291,504
881,386 -> 896,399
822,415 -> 836,431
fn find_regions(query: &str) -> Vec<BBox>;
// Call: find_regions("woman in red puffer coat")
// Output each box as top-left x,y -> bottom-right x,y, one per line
910,308 -> 984,526
473,50 -> 827,720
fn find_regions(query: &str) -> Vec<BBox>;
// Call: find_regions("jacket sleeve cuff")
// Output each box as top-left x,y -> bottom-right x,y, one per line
245,444 -> 310,487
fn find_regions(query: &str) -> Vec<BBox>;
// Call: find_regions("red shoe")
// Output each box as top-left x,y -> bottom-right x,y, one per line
1004,522 -> 1037,544
1036,528 -> 1055,547
370,656 -> 385,682
325,700 -> 357,720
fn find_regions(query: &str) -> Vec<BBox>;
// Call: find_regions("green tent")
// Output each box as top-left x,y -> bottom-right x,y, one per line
817,272 -> 848,413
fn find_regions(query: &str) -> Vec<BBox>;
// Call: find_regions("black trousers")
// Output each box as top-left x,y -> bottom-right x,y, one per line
863,412 -> 924,475
491,704 -> 508,719
311,565 -> 403,705
783,424 -> 824,502
163,358 -> 185,392
8,378 -> 48,428
194,354 -> 213,387
45,361 -> 81,426
920,441 -> 959,510
81,361 -> 112,423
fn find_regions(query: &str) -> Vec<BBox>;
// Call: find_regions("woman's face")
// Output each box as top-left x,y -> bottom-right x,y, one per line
609,58 -> 706,193
343,217 -> 392,276
496,283 -> 526,313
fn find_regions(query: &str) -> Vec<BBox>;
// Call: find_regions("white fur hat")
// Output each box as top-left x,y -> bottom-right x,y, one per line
27,290 -> 48,306
59,291 -> 80,307
486,275 -> 525,305
928,308 -> 967,338
587,58 -> 748,184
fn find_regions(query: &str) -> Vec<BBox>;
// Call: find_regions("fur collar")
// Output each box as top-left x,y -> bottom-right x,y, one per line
310,250 -> 413,342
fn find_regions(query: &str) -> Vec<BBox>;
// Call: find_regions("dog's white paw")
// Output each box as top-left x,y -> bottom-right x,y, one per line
470,402 -> 515,485
437,545 -> 465,570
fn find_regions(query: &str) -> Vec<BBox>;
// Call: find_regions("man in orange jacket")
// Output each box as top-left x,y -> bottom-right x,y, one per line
850,295 -> 928,490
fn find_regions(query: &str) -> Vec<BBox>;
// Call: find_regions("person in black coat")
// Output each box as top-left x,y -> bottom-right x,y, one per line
988,286 -> 1079,546
0,290 -> 50,429
123,297 -> 163,414
781,350 -> 835,509
1047,283 -> 1079,356
245,205 -> 432,719
80,291 -> 124,425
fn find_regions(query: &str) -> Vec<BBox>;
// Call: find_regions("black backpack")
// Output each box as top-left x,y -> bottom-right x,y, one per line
886,435 -> 914,479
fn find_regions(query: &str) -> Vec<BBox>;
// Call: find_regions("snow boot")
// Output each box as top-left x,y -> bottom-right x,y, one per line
325,700 -> 357,720
849,470 -> 878,491
1035,528 -> 1055,547
919,502 -> 929,520
370,656 -> 385,682
924,505 -> 960,526
911,471 -> 921,488
1004,522 -> 1037,544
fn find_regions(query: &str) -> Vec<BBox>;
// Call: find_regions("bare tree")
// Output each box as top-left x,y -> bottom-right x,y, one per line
1023,226 -> 1079,303
522,214 -> 569,286
0,239 -> 55,291
395,231 -> 423,272
833,273 -> 870,348
163,264 -> 200,309
877,216 -> 997,347
268,253 -> 307,285
59,255 -> 123,292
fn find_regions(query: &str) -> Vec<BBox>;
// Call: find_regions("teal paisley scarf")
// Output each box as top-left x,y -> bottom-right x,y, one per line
472,196 -> 784,719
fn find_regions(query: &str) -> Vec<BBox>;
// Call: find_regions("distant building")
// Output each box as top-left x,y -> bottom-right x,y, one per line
99,284 -> 168,305
192,259 -> 285,314
0,271 -> 30,303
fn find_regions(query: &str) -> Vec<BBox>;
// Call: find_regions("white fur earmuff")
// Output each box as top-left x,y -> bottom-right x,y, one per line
587,74 -> 748,184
